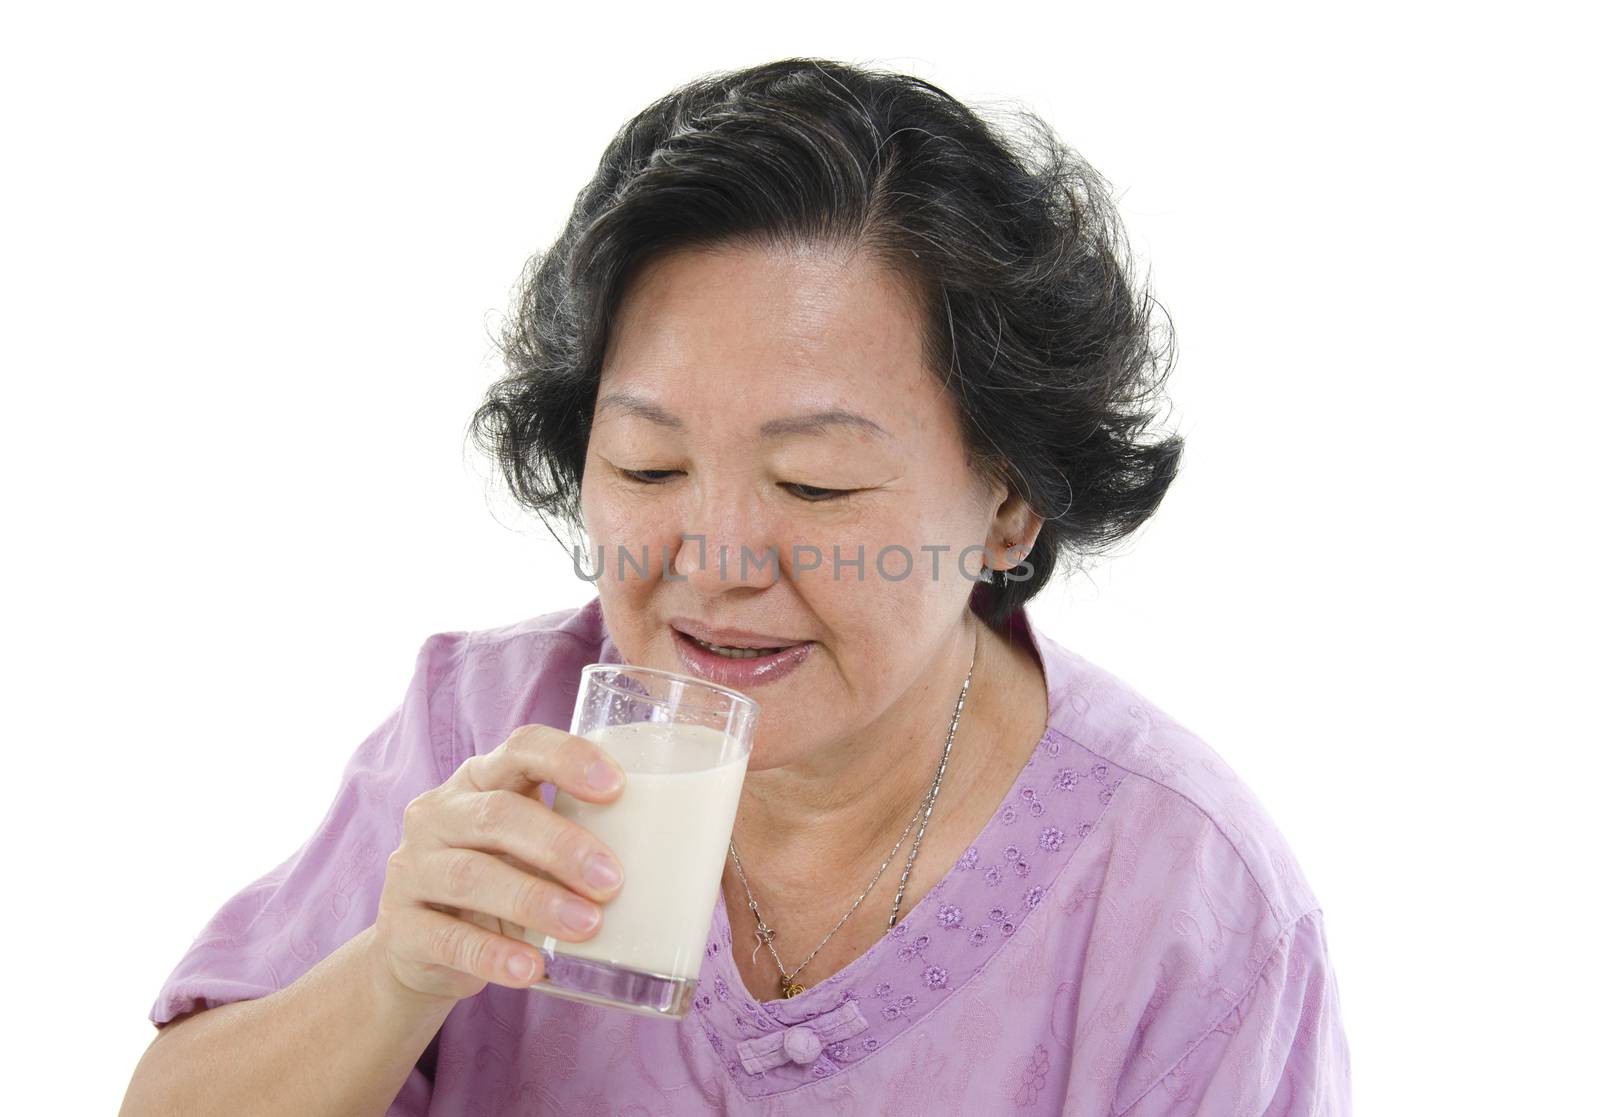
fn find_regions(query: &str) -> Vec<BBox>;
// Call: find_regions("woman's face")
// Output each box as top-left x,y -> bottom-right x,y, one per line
579,241 -> 1011,769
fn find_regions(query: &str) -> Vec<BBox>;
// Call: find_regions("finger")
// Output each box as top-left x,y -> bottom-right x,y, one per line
424,846 -> 606,942
456,725 -> 626,804
432,785 -> 625,903
401,903 -> 546,989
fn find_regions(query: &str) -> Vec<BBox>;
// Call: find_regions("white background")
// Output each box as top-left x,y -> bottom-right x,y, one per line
3,2 -> 1592,1112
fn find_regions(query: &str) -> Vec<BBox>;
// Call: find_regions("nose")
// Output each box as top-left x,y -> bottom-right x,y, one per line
668,498 -> 782,597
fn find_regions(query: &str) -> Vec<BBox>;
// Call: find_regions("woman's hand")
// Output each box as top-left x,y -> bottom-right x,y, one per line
368,724 -> 627,1004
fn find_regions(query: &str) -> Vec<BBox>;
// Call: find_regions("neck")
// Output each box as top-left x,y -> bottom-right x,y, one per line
729,611 -> 987,898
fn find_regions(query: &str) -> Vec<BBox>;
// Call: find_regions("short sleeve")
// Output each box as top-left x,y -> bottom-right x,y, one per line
1117,909 -> 1353,1116
146,631 -> 469,1112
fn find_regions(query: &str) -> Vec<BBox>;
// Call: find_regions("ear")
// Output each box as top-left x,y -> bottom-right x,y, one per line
984,484 -> 1043,572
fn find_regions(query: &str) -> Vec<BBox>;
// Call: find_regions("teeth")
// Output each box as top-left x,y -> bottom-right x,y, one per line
687,633 -> 785,658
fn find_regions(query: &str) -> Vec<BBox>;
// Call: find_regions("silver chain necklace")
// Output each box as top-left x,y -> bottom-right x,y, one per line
727,632 -> 978,999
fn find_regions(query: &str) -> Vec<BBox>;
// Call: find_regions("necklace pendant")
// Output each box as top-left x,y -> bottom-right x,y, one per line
751,920 -> 779,965
781,979 -> 805,998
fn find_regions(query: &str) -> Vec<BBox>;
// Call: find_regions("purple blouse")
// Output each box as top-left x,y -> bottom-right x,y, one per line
149,594 -> 1352,1114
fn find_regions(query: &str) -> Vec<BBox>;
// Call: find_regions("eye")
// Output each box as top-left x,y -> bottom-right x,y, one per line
782,483 -> 853,503
619,469 -> 683,484
619,468 -> 852,502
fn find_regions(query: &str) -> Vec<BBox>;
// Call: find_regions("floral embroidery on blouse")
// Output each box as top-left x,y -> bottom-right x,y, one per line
895,935 -> 930,962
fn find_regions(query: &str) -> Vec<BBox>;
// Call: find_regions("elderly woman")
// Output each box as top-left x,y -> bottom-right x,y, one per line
124,58 -> 1351,1115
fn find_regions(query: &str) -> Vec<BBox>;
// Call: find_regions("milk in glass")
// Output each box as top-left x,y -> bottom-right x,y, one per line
541,720 -> 748,979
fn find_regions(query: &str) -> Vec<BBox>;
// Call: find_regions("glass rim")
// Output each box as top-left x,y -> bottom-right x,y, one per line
578,662 -> 759,717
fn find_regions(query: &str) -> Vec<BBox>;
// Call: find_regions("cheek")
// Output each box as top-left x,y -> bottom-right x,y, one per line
827,508 -> 976,606
581,474 -> 683,559
592,572 -> 663,674
580,470 -> 636,541
580,482 -> 661,644
804,572 -> 942,665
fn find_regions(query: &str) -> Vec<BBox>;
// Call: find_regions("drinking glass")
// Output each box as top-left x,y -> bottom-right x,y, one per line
506,663 -> 758,1018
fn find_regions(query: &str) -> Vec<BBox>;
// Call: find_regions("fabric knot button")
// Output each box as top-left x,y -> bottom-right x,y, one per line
782,1026 -> 821,1065
735,1000 -> 867,1075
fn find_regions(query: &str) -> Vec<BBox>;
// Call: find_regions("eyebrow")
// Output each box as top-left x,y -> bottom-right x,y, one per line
594,391 -> 891,440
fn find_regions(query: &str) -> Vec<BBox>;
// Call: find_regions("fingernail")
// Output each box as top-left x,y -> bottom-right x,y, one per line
585,759 -> 624,793
558,897 -> 601,933
584,852 -> 622,891
507,952 -> 535,981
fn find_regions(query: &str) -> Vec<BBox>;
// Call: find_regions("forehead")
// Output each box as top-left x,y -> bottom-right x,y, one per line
597,242 -> 938,420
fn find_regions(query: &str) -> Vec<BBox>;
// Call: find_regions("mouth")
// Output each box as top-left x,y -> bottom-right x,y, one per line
668,622 -> 815,687
676,631 -> 795,659
667,617 -> 807,655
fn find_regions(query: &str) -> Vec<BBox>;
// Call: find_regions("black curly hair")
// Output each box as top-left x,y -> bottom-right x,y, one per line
468,57 -> 1184,627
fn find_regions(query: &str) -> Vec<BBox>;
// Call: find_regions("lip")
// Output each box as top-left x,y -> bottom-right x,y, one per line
667,617 -> 807,649
670,625 -> 814,689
